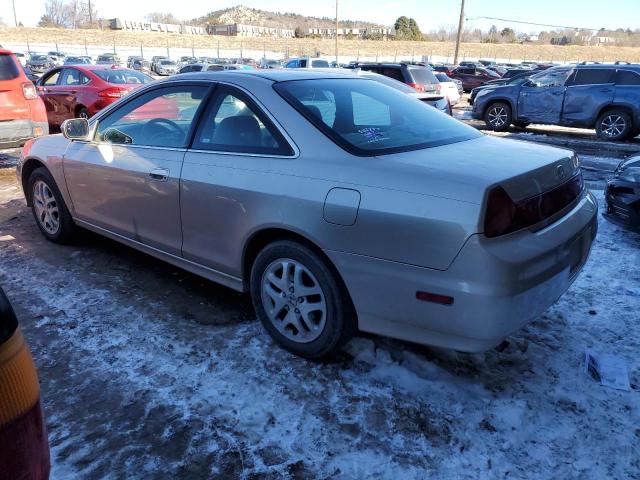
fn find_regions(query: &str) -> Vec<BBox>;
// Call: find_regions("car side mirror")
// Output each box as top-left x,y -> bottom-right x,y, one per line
61,118 -> 89,141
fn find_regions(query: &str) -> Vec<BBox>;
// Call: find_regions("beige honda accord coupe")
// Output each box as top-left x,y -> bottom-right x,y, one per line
17,70 -> 597,358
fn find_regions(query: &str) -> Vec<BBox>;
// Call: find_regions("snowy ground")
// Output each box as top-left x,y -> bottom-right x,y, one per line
0,142 -> 639,479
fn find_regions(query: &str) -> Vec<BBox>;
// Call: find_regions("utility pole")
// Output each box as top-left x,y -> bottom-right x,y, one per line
453,0 -> 465,65
335,0 -> 339,63
12,0 -> 18,27
88,0 -> 93,27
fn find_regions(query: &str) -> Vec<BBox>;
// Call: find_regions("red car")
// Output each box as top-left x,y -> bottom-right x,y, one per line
0,49 -> 48,147
0,286 -> 50,480
448,66 -> 500,92
36,65 -> 154,129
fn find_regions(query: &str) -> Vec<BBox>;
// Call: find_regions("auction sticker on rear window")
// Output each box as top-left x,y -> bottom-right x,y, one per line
358,127 -> 386,143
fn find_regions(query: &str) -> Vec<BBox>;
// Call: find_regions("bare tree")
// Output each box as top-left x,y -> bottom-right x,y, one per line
145,12 -> 181,24
38,0 -> 70,27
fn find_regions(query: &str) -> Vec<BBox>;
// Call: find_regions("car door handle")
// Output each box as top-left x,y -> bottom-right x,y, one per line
149,168 -> 169,181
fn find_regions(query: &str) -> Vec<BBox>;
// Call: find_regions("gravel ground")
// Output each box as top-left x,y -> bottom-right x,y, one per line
1,130 -> 638,479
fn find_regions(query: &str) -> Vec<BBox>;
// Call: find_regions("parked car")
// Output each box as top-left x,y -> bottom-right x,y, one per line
284,57 -> 331,69
604,156 -> 640,229
126,56 -> 144,68
434,72 -> 461,105
18,70 -> 597,359
26,54 -> 55,74
260,59 -> 283,69
96,53 -> 120,66
485,65 -> 507,76
316,68 -> 451,115
131,59 -> 152,74
13,52 -> 27,66
179,62 -> 213,73
47,51 -> 66,66
0,286 -> 50,480
469,72 -> 535,105
473,64 -> 640,140
22,65 -> 40,84
64,56 -> 92,65
151,56 -> 168,72
502,68 -> 535,79
177,56 -> 197,69
36,65 -> 153,128
155,59 -> 179,76
449,66 -> 500,92
0,50 -> 48,147
356,62 -> 441,94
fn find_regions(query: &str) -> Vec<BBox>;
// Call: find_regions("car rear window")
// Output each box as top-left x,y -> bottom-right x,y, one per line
0,54 -> 20,81
435,73 -> 450,82
615,70 -> 640,86
93,69 -> 153,84
571,68 -> 615,86
407,67 -> 438,85
274,78 -> 480,156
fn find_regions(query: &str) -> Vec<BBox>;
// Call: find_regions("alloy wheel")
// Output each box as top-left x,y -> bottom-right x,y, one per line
261,258 -> 327,343
601,115 -> 626,138
488,106 -> 508,128
32,180 -> 60,235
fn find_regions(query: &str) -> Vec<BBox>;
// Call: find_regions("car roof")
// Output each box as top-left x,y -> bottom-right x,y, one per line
174,69 -> 371,83
575,63 -> 640,71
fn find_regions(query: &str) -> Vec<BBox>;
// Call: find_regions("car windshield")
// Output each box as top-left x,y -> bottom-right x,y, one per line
408,67 -> 438,84
0,54 -> 20,80
93,69 -> 153,84
161,60 -> 176,65
31,55 -> 47,61
275,78 -> 480,156
97,56 -> 114,62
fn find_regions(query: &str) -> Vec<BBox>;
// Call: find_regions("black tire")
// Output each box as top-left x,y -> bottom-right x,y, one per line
250,240 -> 355,359
596,109 -> 633,141
77,107 -> 89,119
484,102 -> 512,132
27,167 -> 77,244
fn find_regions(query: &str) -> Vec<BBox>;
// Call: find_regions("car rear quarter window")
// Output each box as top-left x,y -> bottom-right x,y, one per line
192,86 -> 294,156
615,70 -> 640,86
0,54 -> 20,81
407,67 -> 438,85
381,67 -> 403,82
571,68 -> 615,86
311,59 -> 329,68
274,78 -> 480,156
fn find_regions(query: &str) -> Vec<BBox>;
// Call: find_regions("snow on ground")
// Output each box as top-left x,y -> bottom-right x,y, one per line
0,187 -> 638,479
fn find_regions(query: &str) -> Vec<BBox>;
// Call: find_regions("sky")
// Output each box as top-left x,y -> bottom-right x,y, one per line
2,0 -> 640,32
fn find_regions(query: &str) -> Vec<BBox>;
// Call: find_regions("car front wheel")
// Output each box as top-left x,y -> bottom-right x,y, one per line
484,102 -> 512,131
28,167 -> 76,244
250,240 -> 355,359
596,110 -> 633,141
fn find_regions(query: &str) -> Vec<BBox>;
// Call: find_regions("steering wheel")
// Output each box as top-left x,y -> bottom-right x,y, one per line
141,118 -> 184,145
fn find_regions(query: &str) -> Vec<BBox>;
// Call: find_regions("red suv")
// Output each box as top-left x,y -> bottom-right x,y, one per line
0,49 -> 48,147
36,65 -> 153,129
449,66 -> 500,92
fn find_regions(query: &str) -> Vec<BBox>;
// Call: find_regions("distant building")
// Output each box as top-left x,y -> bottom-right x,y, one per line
207,23 -> 295,38
591,36 -> 616,45
306,27 -> 393,38
109,18 -> 205,35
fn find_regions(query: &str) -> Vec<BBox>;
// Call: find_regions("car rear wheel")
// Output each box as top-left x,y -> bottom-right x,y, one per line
596,110 -> 632,141
250,240 -> 355,359
28,167 -> 76,244
484,102 -> 512,131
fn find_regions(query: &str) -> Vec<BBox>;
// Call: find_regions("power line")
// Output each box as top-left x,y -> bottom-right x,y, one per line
467,16 -> 601,32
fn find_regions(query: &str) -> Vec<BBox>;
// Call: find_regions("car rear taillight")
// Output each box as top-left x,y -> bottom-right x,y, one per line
484,174 -> 584,238
407,82 -> 425,92
98,87 -> 126,98
22,82 -> 37,100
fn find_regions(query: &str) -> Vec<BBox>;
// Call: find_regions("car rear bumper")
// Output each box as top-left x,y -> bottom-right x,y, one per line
326,190 -> 598,352
0,120 -> 48,148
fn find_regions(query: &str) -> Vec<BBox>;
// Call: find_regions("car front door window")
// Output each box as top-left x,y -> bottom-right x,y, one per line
96,85 -> 208,148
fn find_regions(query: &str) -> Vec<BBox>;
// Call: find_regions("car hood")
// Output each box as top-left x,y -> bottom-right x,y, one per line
374,135 -> 579,204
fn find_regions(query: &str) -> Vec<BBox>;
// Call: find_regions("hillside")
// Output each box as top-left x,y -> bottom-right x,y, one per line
191,4 -> 385,30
